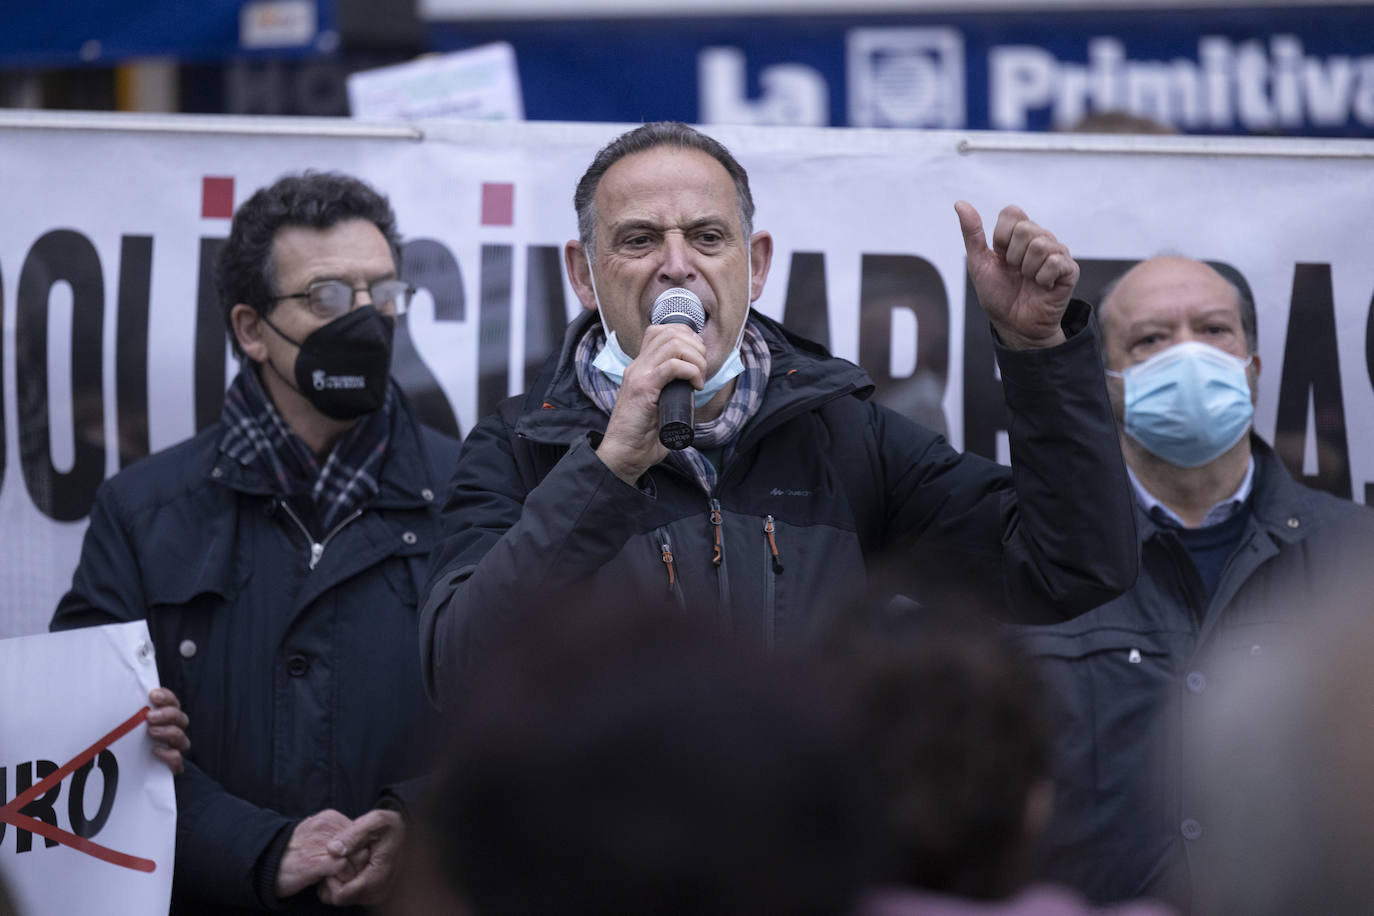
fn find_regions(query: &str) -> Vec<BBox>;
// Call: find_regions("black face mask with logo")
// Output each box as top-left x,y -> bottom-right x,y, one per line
262,305 -> 395,420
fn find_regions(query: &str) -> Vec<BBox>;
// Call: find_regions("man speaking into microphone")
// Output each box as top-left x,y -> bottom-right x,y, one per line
419,122 -> 1137,701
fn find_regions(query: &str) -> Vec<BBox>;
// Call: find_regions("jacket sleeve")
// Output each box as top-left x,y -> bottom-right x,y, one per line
420,415 -> 650,705
875,301 -> 1137,623
50,480 -> 297,909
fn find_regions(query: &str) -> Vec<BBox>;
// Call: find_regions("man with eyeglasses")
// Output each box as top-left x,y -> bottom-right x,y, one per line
52,172 -> 460,914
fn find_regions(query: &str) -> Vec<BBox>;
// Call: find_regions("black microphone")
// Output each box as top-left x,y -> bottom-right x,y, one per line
652,287 -> 706,450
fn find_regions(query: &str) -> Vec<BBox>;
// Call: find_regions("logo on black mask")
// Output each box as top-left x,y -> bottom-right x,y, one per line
262,306 -> 395,420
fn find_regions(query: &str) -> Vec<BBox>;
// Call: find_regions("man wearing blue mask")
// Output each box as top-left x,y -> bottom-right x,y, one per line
1011,255 -> 1374,912
421,121 -> 1139,703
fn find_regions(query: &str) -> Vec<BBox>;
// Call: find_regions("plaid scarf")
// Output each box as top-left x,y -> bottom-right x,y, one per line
219,365 -> 394,535
574,319 -> 771,494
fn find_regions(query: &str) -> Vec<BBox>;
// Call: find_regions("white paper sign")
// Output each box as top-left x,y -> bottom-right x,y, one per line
0,621 -> 175,916
348,42 -> 524,120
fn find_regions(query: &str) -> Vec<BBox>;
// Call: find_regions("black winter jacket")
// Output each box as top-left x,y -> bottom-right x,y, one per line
1011,438 -> 1374,912
52,386 -> 459,915
421,307 -> 1137,702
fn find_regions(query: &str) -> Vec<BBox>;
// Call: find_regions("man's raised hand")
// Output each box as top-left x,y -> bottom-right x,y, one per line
955,201 -> 1078,349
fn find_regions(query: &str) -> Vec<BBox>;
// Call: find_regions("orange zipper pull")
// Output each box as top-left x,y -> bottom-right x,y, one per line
764,515 -> 784,573
661,541 -> 677,589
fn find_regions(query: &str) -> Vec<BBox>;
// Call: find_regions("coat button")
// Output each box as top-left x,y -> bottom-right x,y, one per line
211,467 -> 224,478
421,488 -> 435,502
1287,517 -> 1300,528
1186,671 -> 1207,694
287,654 -> 310,677
402,531 -> 418,545
179,639 -> 197,659
1181,819 -> 1203,841
1127,648 -> 1142,664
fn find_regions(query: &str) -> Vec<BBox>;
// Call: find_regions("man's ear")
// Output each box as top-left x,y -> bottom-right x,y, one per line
231,304 -> 268,363
748,231 -> 773,303
1248,352 -> 1263,404
564,241 -> 599,312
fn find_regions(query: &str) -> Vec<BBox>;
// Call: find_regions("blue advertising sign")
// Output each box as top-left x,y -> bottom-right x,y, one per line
429,5 -> 1374,137
0,0 -> 331,68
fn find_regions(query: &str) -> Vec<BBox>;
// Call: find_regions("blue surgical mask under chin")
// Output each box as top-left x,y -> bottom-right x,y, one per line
587,248 -> 750,409
591,330 -> 634,385
694,346 -> 745,408
593,330 -> 746,408
1107,340 -> 1255,468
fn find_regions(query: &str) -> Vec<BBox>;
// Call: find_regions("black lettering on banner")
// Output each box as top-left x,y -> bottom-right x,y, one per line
16,761 -> 60,853
960,274 -> 1009,462
116,236 -> 153,468
68,750 -> 119,839
0,262 -> 5,493
194,237 -> 228,432
960,252 -> 1140,459
397,239 -> 463,439
16,230 -> 107,522
858,254 -> 950,433
1366,288 -> 1374,504
524,245 -> 568,394
478,244 -> 513,422
780,252 -> 830,350
1275,263 -> 1351,498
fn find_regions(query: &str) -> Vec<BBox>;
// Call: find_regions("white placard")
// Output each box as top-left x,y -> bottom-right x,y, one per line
0,621 -> 175,916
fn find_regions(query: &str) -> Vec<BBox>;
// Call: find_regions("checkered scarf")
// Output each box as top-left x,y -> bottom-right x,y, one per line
219,365 -> 393,534
574,319 -> 771,493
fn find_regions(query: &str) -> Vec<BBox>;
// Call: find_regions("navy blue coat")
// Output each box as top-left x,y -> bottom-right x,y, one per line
1012,438 -> 1374,910
52,388 -> 459,914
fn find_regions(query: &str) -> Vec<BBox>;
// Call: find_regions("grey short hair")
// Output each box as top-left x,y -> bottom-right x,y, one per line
573,122 -> 755,260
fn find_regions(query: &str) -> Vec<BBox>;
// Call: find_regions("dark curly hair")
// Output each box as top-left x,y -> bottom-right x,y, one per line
573,121 -> 755,260
217,171 -> 401,356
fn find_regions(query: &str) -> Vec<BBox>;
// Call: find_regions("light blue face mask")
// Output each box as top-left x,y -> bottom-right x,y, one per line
1107,340 -> 1255,468
592,331 -> 745,408
587,251 -> 749,409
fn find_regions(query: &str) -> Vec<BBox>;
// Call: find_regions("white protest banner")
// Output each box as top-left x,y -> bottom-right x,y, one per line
2,112 -> 1373,639
0,620 -> 175,915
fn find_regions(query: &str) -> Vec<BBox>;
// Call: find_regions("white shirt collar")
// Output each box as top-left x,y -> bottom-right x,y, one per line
1128,456 -> 1256,529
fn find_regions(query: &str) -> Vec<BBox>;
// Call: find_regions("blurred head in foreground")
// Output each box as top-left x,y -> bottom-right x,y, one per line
1191,569 -> 1374,916
826,603 -> 1054,901
399,598 -> 877,916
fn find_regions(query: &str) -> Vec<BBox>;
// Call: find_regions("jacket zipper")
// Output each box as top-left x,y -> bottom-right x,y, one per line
708,498 -> 731,631
659,534 -> 678,591
763,515 -> 784,651
276,501 -> 364,571
653,527 -> 686,608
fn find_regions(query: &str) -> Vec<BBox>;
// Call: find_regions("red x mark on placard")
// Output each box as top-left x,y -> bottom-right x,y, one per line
0,707 -> 157,873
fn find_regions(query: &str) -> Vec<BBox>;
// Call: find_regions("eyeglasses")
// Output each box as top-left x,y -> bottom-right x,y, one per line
273,279 -> 414,319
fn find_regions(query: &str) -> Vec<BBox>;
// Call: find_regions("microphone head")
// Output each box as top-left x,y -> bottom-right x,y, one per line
651,287 -> 706,333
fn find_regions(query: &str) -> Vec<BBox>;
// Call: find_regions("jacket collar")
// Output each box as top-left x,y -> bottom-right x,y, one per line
515,309 -> 874,447
1136,435 -> 1317,546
